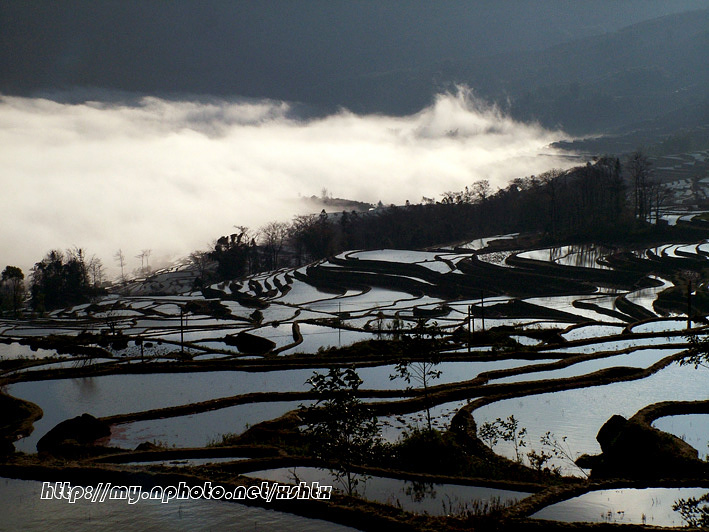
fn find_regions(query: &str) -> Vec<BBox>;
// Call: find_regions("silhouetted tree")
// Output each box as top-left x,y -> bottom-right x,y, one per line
114,249 -> 126,283
135,249 -> 152,276
189,249 -> 214,287
471,179 -> 491,203
627,150 -> 652,222
87,256 -> 105,288
258,221 -> 290,270
1,266 -> 25,316
210,228 -> 253,279
539,169 -> 563,236
390,319 -> 443,431
290,213 -> 338,263
301,367 -> 381,496
30,248 -> 101,311
205,158 -> 638,280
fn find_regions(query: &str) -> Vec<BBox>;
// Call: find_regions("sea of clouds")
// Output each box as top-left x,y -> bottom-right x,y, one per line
0,87 -> 576,277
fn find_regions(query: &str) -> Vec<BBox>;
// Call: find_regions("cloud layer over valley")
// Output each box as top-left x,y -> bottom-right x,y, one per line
0,88 -> 576,276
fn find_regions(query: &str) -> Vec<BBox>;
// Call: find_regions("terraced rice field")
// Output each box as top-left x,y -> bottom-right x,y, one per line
2,232 -> 709,529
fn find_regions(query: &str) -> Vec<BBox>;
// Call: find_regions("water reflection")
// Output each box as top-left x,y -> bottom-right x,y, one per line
474,362 -> 709,475
243,466 -> 530,516
653,414 -> 709,460
7,371 -> 320,452
109,400 -> 312,449
533,487 -> 709,527
9,359 -> 552,452
673,491 -> 709,527
405,480 -> 436,503
490,347 -> 678,385
518,245 -> 614,270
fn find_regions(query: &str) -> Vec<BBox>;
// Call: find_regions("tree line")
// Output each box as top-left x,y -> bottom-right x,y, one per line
0,266 -> 25,317
28,248 -> 105,313
0,248 -> 105,314
207,151 -> 663,281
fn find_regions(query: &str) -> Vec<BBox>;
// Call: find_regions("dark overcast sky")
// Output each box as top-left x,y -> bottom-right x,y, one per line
2,0 -> 708,105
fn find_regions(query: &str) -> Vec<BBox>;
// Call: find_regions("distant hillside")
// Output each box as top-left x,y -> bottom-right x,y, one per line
327,9 -> 709,137
1,3 -> 707,145
301,195 -> 373,213
491,9 -> 709,135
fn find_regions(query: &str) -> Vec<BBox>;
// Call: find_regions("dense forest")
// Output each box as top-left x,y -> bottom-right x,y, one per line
26,249 -> 105,313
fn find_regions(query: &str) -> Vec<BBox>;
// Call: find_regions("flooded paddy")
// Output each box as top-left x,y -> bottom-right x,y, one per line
8,370 -> 319,452
561,324 -> 626,341
653,414 -> 709,460
540,336 -> 688,355
244,466 -> 531,516
489,347 -> 679,384
109,400 -> 312,449
281,324 -> 376,354
0,343 -> 60,360
10,356 -> 569,452
4,232 -> 709,529
533,487 -> 709,527
473,362 -> 709,473
517,244 -> 614,270
379,400 -> 471,441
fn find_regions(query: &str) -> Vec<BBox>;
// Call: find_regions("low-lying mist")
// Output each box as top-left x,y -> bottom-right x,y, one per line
0,87 -> 576,277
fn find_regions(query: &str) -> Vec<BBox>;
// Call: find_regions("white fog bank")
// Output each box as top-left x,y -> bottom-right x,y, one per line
0,88 -> 576,276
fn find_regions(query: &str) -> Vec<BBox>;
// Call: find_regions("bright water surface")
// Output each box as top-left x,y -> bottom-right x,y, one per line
533,487 -> 708,527
653,414 -> 709,459
243,466 -> 531,516
474,363 -> 709,475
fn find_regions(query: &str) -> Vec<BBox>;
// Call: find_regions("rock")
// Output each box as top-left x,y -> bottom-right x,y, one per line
37,413 -> 111,453
574,453 -> 599,470
448,410 -> 491,456
596,414 -> 628,452
575,414 -> 705,479
237,411 -> 303,445
0,392 -> 43,444
450,409 -> 477,438
0,439 -> 15,456
134,441 -> 162,452
224,331 -> 276,354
